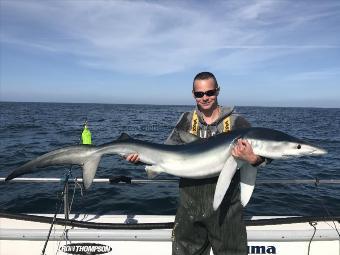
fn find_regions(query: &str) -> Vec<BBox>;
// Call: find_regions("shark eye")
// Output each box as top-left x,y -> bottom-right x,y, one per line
297,144 -> 301,149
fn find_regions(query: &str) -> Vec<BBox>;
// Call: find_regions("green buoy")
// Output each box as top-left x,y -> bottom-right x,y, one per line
81,120 -> 92,145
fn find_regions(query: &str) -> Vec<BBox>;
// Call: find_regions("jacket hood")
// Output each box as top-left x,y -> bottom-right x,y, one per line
195,106 -> 234,125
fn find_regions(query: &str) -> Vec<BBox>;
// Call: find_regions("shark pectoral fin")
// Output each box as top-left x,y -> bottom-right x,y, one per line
240,164 -> 258,207
145,165 -> 162,179
213,156 -> 238,211
82,154 -> 102,189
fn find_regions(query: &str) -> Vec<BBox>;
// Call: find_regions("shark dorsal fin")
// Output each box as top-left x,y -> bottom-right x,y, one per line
117,133 -> 132,141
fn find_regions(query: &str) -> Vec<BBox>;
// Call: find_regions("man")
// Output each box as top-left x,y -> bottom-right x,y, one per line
126,72 -> 265,254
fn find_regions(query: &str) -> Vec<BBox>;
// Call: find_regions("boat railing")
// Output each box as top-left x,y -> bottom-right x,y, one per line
2,176 -> 340,184
0,176 -> 340,229
1,176 -> 340,220
2,176 -> 340,209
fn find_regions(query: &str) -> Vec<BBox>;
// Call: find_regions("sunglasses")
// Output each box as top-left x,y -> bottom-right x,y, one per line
193,88 -> 219,98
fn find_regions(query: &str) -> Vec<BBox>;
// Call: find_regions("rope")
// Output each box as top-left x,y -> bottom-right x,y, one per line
307,221 -> 317,255
41,169 -> 72,255
313,178 -> 340,254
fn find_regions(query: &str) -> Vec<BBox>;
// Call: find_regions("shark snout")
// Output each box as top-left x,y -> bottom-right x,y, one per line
311,147 -> 327,155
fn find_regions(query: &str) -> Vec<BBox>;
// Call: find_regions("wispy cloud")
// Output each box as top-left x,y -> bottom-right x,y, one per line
1,0 -> 339,75
286,68 -> 340,81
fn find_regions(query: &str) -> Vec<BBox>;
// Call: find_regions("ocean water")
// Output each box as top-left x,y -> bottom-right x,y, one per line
0,102 -> 339,216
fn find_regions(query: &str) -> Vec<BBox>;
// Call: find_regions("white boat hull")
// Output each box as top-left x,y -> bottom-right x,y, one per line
1,214 -> 339,255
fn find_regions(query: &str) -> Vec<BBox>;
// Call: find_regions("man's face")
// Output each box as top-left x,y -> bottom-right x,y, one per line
193,78 -> 219,111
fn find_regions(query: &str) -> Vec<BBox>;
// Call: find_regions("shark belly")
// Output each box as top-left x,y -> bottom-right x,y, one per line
158,146 -> 230,179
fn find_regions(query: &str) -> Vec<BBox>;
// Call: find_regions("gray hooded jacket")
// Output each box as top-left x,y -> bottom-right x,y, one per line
165,106 -> 250,145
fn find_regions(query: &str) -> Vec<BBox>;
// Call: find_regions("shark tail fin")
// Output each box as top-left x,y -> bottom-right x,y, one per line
5,161 -> 37,181
82,154 -> 102,189
5,146 -> 93,181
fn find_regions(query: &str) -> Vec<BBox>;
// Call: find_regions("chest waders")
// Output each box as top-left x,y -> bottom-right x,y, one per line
172,111 -> 247,255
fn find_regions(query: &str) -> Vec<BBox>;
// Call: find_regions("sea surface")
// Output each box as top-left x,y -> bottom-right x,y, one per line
0,102 -> 339,217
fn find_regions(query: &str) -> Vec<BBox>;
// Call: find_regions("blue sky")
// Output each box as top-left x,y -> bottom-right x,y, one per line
0,0 -> 339,107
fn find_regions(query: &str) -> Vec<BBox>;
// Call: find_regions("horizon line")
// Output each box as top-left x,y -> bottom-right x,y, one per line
0,100 -> 339,109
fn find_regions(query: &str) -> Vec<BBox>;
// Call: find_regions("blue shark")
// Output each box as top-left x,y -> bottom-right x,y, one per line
6,128 -> 326,210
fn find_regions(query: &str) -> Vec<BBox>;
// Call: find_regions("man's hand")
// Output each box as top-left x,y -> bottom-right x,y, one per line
125,153 -> 140,163
232,139 -> 262,165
